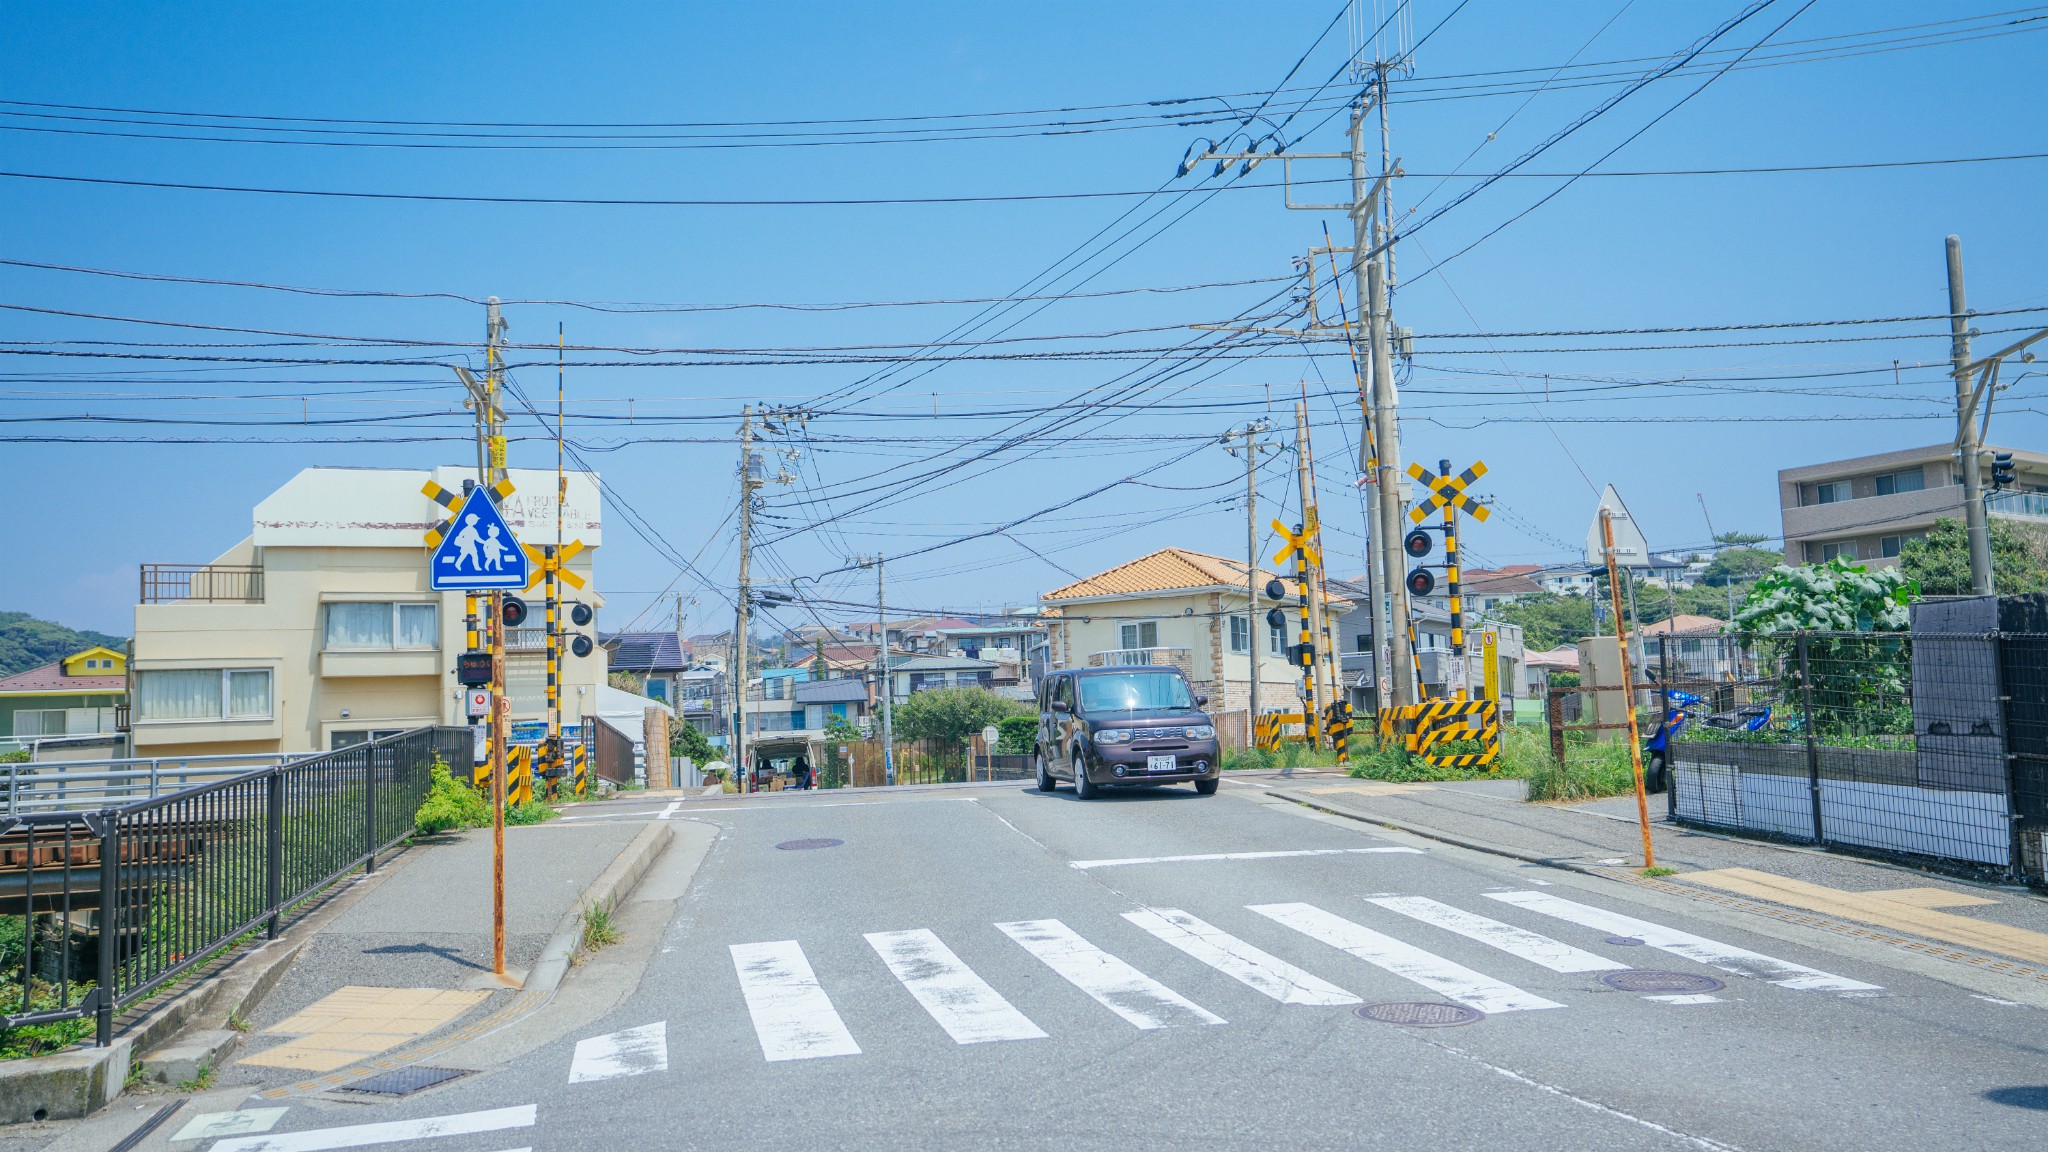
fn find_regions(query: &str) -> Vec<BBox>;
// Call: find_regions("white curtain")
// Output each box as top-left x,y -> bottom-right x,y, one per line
227,670 -> 271,718
140,670 -> 222,720
397,603 -> 437,648
326,602 -> 392,649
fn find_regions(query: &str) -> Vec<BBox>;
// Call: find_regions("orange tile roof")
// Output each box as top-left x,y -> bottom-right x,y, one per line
1641,614 -> 1726,635
1045,547 -> 1344,602
0,662 -> 125,694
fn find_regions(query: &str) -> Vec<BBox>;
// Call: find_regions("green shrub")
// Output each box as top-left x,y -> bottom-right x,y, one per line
0,981 -> 94,1059
505,799 -> 559,826
995,715 -> 1039,755
414,758 -> 491,835
1526,738 -> 1641,803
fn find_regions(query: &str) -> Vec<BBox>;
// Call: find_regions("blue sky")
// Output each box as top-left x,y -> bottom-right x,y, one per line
3,1 -> 2043,636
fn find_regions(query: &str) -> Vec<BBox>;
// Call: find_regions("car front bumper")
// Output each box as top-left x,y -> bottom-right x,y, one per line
1079,743 -> 1221,784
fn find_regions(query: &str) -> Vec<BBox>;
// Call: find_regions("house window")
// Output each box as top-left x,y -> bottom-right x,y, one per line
1820,542 -> 1850,562
1811,481 -> 1851,505
137,668 -> 273,722
1679,639 -> 1703,654
764,677 -> 787,701
331,728 -> 407,750
1356,634 -> 1369,652
1228,616 -> 1250,654
1119,621 -> 1158,650
324,602 -> 437,650
13,709 -> 65,737
1874,469 -> 1925,496
1880,535 -> 1903,558
1268,619 -> 1285,656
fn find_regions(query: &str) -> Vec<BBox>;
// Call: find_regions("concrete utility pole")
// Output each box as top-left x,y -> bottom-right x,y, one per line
1221,419 -> 1275,742
734,406 -> 759,791
1355,78 -> 1414,710
1948,236 -> 1995,597
851,556 -> 897,785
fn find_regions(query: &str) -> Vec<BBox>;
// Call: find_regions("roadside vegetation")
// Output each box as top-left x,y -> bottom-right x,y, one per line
414,756 -> 560,834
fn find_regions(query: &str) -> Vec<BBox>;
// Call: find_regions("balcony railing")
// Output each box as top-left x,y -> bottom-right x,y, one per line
1089,646 -> 1192,670
140,564 -> 263,604
1988,490 -> 2048,520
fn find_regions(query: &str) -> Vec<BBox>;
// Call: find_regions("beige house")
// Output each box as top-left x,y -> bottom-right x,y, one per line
131,466 -> 606,757
1779,442 -> 2048,567
1042,548 -> 1353,726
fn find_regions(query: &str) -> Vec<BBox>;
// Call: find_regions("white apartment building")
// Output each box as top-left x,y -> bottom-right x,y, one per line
130,466 -> 606,757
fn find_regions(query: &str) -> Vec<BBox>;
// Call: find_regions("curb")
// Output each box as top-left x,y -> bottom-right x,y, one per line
1262,787 -> 1624,880
523,820 -> 674,998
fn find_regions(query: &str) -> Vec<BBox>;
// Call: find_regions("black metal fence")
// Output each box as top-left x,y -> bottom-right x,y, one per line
1659,633 -> 2019,879
0,726 -> 466,1047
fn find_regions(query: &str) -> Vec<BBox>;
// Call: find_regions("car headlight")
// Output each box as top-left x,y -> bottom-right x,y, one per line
1093,729 -> 1131,745
1184,725 -> 1216,740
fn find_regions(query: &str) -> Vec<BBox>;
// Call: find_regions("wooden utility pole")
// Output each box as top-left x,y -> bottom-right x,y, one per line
734,407 -> 758,792
1601,509 -> 1656,869
1221,420 -> 1274,745
484,296 -> 510,979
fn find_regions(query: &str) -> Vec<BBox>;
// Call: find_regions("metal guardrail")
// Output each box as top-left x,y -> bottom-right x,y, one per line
0,726 -> 469,1046
1987,490 -> 2048,520
139,564 -> 264,604
0,752 -> 307,815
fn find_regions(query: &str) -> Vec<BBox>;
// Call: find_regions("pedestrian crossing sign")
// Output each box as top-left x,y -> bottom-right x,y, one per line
430,487 -> 530,591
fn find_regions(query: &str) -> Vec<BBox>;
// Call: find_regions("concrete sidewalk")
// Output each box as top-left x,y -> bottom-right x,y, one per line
1248,770 -> 2048,960
220,816 -> 661,1092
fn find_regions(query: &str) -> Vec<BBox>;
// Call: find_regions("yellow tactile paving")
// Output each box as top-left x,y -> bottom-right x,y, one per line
1684,867 -> 2048,965
240,986 -> 490,1071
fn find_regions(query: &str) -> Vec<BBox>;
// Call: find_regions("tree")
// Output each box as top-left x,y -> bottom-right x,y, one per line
820,714 -> 861,788
1734,558 -> 1916,739
608,670 -> 644,694
1485,594 -> 1594,651
995,714 -> 1038,754
1713,530 -> 1770,548
1899,517 -> 2048,596
0,611 -> 127,678
1701,546 -> 1783,587
810,645 -> 828,680
671,720 -> 716,765
891,686 -> 1027,745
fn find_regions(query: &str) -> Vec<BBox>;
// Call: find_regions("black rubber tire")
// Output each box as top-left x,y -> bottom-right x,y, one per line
1645,750 -> 1669,794
1072,750 -> 1097,799
1035,753 -> 1056,793
1194,778 -> 1220,796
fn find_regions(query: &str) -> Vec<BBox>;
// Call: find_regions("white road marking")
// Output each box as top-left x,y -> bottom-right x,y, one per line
866,929 -> 1048,1044
1123,908 -> 1360,1006
171,1107 -> 288,1141
1972,994 -> 2022,1006
657,800 -> 680,820
996,918 -> 1226,1029
1366,896 -> 1629,974
1069,847 -> 1421,870
730,940 -> 863,1061
568,1021 -> 669,1083
207,1105 -> 536,1152
1644,994 -> 1725,1005
1249,902 -> 1564,1014
1485,891 -> 1880,993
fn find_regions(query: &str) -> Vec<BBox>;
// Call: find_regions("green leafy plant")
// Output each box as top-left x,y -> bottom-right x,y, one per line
413,757 -> 491,835
1900,517 -> 2048,596
1735,557 -> 1914,634
226,1009 -> 252,1033
177,1063 -> 216,1092
670,719 -> 717,765
580,897 -> 621,952
995,714 -> 1038,755
0,980 -> 96,1059
1641,865 -> 1677,878
504,799 -> 559,826
820,715 -> 862,788
1525,738 -> 1641,803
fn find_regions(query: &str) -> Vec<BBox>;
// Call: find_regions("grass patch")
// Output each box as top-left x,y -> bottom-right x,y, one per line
226,1009 -> 251,1033
177,1063 -> 216,1092
1641,865 -> 1677,878
1526,738 -> 1642,803
505,799 -> 560,826
0,981 -> 96,1060
580,897 -> 621,952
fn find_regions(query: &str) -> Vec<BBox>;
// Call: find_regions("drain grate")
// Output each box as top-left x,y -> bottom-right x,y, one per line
1599,971 -> 1726,994
776,838 -> 844,851
1604,935 -> 1646,946
340,1066 -> 471,1097
1355,1001 -> 1485,1028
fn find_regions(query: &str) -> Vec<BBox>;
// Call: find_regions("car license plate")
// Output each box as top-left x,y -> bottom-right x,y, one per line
1147,754 -> 1178,773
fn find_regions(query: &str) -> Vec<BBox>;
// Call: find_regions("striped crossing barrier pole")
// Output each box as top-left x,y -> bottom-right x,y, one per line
508,745 -> 533,807
1292,524 -> 1320,750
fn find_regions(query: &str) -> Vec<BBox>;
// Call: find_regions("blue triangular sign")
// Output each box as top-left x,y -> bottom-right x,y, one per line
431,488 -> 530,591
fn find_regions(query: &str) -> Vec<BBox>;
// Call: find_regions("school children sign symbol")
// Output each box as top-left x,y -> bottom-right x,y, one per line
429,486 -> 529,591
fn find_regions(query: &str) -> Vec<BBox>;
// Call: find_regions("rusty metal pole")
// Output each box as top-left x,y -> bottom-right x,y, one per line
1602,510 -> 1656,869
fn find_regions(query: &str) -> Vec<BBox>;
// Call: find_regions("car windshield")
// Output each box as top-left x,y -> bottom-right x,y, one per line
1077,671 -> 1192,714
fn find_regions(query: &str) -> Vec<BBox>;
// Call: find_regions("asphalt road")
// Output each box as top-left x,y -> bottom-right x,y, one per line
178,779 -> 2048,1152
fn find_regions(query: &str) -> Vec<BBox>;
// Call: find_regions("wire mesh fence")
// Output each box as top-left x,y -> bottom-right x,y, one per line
0,726 -> 465,1047
1660,633 -> 2016,877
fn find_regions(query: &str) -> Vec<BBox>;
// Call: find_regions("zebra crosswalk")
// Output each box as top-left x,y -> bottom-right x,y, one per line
636,889 -> 1881,1071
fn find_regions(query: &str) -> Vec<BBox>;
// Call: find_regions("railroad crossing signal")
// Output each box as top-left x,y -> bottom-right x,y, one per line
1408,460 -> 1489,523
1271,515 -> 1322,569
523,539 -> 589,591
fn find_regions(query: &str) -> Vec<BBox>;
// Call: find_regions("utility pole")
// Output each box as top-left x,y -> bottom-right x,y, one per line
484,296 -> 509,979
1356,77 -> 1414,710
734,406 -> 759,792
1221,419 -> 1275,743
851,555 -> 897,785
1948,236 -> 1994,597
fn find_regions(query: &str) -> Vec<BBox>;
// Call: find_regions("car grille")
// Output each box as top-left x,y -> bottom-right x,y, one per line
1137,726 -> 1186,740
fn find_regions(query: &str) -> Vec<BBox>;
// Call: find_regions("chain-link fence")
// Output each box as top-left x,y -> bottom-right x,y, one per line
1659,633 -> 2015,877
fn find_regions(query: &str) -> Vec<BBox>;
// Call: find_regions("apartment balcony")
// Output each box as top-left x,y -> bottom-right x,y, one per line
1088,647 -> 1194,676
1988,491 -> 2048,522
1780,486 -> 1959,542
139,564 -> 264,604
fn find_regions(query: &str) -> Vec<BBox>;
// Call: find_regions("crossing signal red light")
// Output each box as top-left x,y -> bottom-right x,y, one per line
1265,607 -> 1288,631
1404,529 -> 1434,559
501,596 -> 528,627
569,602 -> 594,626
1263,578 -> 1288,601
570,634 -> 594,658
1406,567 -> 1436,597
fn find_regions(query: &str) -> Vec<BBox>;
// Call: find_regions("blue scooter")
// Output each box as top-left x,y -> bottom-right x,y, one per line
1642,688 -> 1701,794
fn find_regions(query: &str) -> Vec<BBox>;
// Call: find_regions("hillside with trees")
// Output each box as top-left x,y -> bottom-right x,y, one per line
0,611 -> 127,678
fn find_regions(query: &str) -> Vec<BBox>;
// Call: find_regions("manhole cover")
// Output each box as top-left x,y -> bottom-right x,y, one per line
775,838 -> 844,851
1599,971 -> 1726,994
1355,1001 -> 1485,1028
1604,935 -> 1646,946
340,1066 -> 471,1096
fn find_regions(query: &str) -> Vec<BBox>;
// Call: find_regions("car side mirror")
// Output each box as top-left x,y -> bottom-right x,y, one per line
1195,695 -> 1209,707
1050,700 -> 1070,713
